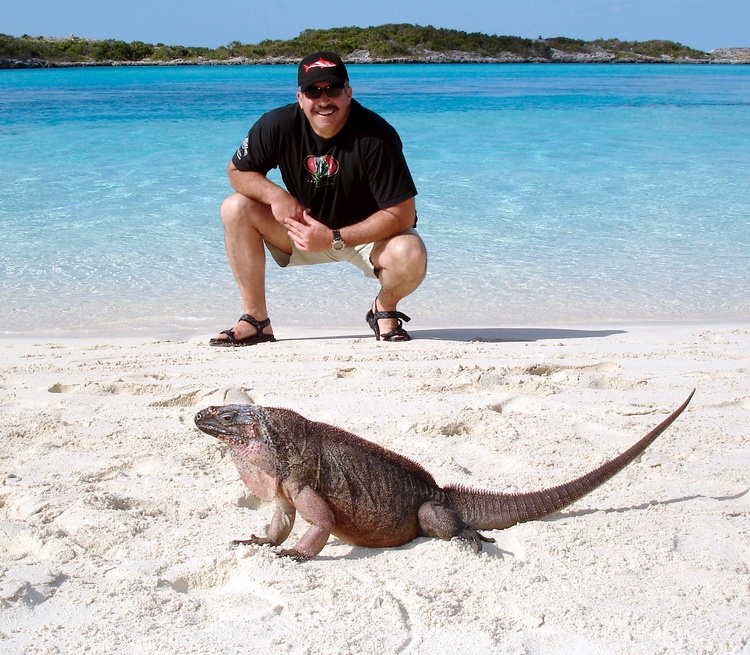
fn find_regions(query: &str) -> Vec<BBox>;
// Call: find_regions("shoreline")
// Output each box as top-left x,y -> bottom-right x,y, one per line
3,317 -> 749,343
9,317 -> 740,343
4,56 -> 750,69
3,47 -> 750,69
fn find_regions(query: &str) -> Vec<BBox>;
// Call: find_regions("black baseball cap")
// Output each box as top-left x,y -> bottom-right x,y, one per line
298,52 -> 349,91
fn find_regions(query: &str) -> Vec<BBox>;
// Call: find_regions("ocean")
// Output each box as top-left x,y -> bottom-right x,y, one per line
1,63 -> 749,336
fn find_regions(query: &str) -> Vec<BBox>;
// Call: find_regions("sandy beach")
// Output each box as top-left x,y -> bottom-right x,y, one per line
1,322 -> 748,654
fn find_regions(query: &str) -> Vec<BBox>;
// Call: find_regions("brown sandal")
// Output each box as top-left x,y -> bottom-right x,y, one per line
209,314 -> 276,347
365,299 -> 411,342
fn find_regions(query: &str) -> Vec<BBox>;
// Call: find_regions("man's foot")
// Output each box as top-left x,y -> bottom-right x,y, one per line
209,314 -> 276,347
365,298 -> 411,342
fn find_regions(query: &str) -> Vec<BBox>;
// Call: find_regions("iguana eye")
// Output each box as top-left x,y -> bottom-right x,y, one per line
219,412 -> 234,423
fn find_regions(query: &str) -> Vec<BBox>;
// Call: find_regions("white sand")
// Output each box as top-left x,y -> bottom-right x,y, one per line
1,323 -> 748,654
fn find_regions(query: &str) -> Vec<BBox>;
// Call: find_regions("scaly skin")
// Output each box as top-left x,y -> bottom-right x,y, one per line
194,390 -> 694,560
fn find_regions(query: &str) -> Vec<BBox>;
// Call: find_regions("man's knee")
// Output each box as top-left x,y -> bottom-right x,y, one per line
221,193 -> 244,226
370,235 -> 427,294
378,233 -> 427,274
220,193 -> 266,228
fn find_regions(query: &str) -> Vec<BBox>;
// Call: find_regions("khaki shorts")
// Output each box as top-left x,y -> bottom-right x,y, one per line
265,228 -> 419,280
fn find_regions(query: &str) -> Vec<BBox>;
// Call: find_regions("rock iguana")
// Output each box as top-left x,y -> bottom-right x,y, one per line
194,391 -> 693,560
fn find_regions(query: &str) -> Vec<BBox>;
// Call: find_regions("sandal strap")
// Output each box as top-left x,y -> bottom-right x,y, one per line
369,310 -> 411,324
218,328 -> 239,344
380,325 -> 411,341
238,314 -> 271,333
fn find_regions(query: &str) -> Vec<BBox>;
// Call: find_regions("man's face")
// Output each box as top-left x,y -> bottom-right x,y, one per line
297,83 -> 353,139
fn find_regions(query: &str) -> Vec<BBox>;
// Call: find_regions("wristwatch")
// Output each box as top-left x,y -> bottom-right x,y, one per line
331,229 -> 345,251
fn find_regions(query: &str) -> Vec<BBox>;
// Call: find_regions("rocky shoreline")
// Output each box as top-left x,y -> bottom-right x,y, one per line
3,47 -> 750,69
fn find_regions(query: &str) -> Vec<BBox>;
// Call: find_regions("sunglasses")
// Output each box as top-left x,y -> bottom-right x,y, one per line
302,85 -> 348,100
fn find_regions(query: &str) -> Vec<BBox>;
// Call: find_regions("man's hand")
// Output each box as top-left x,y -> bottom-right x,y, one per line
284,211 -> 334,252
269,193 -> 306,226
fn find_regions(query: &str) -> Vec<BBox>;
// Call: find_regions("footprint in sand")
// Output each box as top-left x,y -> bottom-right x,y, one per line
159,555 -> 237,594
151,387 -> 255,408
526,362 -> 621,389
0,562 -> 66,606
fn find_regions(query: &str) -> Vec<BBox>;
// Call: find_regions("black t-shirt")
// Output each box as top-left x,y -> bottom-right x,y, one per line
231,99 -> 418,230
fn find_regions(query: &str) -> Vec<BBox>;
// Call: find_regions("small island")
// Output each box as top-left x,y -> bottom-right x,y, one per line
2,24 -> 749,68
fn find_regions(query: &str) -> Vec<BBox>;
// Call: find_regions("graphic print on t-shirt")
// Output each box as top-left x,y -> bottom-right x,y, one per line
304,155 -> 339,187
236,136 -> 249,160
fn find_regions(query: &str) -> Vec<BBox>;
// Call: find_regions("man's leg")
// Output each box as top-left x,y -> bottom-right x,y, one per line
213,193 -> 291,343
370,232 -> 428,339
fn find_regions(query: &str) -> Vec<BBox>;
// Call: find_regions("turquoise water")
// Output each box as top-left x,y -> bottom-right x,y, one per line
1,64 -> 749,335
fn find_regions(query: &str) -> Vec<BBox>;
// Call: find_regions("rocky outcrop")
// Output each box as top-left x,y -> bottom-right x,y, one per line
3,48 -> 749,69
709,48 -> 750,63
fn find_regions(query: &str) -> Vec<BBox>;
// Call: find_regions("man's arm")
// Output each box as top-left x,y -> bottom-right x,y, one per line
227,162 -> 305,224
283,197 -> 416,252
339,197 -> 416,246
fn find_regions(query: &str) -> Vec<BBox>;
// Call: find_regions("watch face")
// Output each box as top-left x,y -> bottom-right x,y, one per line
332,240 -> 344,250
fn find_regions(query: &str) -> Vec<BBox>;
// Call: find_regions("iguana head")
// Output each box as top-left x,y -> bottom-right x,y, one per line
194,404 -> 277,460
195,404 -> 283,499
196,404 -> 311,486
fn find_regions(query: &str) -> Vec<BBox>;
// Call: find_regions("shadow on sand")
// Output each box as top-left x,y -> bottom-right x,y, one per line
408,327 -> 626,342
282,327 -> 626,343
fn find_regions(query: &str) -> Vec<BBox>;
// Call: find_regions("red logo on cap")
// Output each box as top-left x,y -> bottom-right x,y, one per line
303,58 -> 337,73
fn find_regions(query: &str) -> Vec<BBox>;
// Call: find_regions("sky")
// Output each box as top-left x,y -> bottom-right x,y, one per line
3,0 -> 748,52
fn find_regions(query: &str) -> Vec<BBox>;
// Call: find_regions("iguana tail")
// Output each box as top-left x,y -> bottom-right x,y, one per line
444,390 -> 694,531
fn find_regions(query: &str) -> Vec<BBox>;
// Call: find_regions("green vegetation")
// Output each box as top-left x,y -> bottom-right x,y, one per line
0,33 -> 219,63
0,25 -> 712,67
238,24 -> 554,59
592,38 -> 706,59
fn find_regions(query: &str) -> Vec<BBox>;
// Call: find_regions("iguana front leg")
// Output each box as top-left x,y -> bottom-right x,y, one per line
232,496 -> 296,547
278,486 -> 335,561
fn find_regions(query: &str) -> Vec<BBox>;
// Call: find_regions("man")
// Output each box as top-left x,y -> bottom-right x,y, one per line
210,51 -> 427,346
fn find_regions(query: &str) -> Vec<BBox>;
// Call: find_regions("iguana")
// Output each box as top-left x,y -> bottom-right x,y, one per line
194,391 -> 693,560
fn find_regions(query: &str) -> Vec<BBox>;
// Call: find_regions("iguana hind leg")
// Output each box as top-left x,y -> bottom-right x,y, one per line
418,500 -> 495,553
